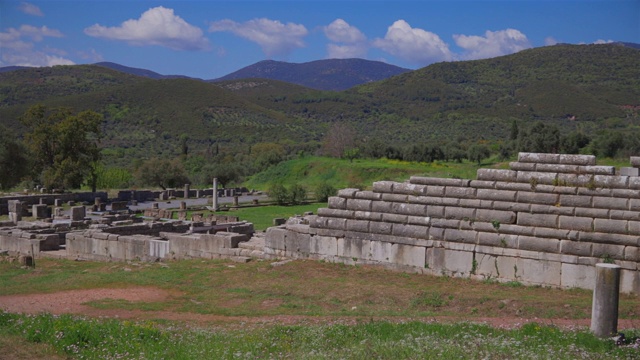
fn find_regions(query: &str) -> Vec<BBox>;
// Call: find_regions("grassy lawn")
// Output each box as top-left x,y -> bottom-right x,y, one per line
212,202 -> 326,231
1,258 -> 640,359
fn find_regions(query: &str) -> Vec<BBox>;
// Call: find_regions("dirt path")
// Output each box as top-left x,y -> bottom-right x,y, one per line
2,287 -> 640,330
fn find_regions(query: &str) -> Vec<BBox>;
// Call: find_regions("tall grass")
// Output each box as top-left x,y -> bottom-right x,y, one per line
1,312 -> 635,359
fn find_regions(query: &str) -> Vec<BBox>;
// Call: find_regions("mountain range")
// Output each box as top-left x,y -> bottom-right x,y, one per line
1,43 -> 639,167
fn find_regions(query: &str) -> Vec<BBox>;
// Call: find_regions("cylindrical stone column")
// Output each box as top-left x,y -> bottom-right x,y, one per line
590,263 -> 621,337
212,178 -> 219,211
233,196 -> 239,207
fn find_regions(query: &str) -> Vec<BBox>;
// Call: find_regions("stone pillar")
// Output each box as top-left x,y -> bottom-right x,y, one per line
54,199 -> 63,207
212,178 -> 219,211
233,196 -> 239,207
184,184 -> 190,199
32,204 -> 48,219
70,206 -> 86,221
179,201 -> 187,210
8,200 -> 22,223
590,263 -> 621,337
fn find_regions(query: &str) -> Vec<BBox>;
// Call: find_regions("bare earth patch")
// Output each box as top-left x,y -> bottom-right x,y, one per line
2,287 -> 640,330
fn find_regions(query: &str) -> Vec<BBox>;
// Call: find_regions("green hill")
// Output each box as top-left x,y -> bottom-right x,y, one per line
1,44 -> 639,169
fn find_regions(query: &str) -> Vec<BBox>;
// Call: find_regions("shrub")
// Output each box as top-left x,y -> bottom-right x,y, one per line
268,183 -> 289,205
289,184 -> 307,205
315,183 -> 337,202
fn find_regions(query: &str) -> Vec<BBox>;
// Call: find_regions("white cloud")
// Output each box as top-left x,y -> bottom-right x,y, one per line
209,18 -> 307,58
18,2 -> 43,16
372,20 -> 453,65
453,29 -> 532,60
84,6 -> 211,51
323,19 -> 367,59
0,25 -> 73,67
544,36 -> 558,46
77,48 -> 104,62
594,39 -> 614,44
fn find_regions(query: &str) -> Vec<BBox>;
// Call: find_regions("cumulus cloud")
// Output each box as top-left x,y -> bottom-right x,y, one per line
209,18 -> 307,58
594,39 -> 614,44
372,20 -> 453,65
544,36 -> 559,46
323,19 -> 367,59
453,29 -> 532,60
18,2 -> 43,16
0,25 -> 73,67
84,6 -> 211,51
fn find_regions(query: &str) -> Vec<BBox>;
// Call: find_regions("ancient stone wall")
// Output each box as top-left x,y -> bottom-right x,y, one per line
0,192 -> 107,215
265,153 -> 640,293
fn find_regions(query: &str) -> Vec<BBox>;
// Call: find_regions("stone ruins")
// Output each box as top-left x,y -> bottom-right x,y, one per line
2,152 -> 640,294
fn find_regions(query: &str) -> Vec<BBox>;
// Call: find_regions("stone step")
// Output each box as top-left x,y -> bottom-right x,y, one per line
238,236 -> 265,251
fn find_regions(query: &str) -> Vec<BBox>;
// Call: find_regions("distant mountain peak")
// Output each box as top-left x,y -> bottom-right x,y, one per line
212,58 -> 411,91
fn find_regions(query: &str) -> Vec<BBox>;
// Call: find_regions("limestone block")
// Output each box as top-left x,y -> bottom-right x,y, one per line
445,186 -> 476,199
593,175 -> 628,189
32,204 -> 48,219
338,237 -> 367,259
371,201 -> 392,213
561,263 -> 594,290
309,235 -> 338,256
444,206 -> 476,220
392,224 -> 429,240
620,270 -> 640,294
621,167 -> 640,177
369,221 -> 392,235
265,227 -> 287,250
469,180 -> 496,189
558,216 -> 593,232
593,197 -> 628,211
426,185 -> 446,197
422,196 -> 459,206
148,239 -> 169,259
559,154 -> 596,166
381,193 -> 407,202
443,249 -> 474,275
477,233 -> 517,248
535,227 -> 572,240
509,162 -> 537,171
476,189 -> 517,202
443,228 -> 477,244
367,240 -> 391,262
593,219 -> 628,235
629,221 -> 640,235
430,218 -> 461,229
372,181 -> 395,193
630,177 -> 640,190
476,169 -> 517,182
495,182 -> 534,192
393,182 -> 428,196
517,257 -> 562,286
354,211 -> 383,222
409,177 -> 470,187
355,191 -> 382,200
7,200 -> 22,214
592,243 -> 625,260
346,199 -> 372,212
631,157 -> 640,168
559,195 -> 592,208
392,203 -> 427,216
315,228 -> 345,238
426,205 -> 445,217
517,213 -> 558,228
346,219 -> 370,233
612,189 -> 640,199
391,243 -> 426,268
406,215 -> 431,226
518,152 -> 560,164
516,171 -> 558,186
530,204 -> 574,216
492,201 -> 531,212
560,240 -> 592,257
475,253 -> 499,277
428,227 -> 445,240
325,218 -> 347,231
624,246 -> 639,262
574,207 -> 610,219
475,209 -> 516,224
516,191 -> 559,206
518,236 -> 560,253
317,208 -> 354,219
381,213 -> 407,224
537,163 -> 579,173
328,196 -> 346,209
70,206 -> 86,221
579,232 -> 638,247
337,188 -> 360,198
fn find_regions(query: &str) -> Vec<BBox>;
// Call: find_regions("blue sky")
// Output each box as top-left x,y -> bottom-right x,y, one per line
1,0 -> 638,79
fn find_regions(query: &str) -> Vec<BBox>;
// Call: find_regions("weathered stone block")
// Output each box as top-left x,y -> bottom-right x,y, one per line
574,207 -> 610,219
444,207 -> 476,220
371,201 -> 392,213
317,208 -> 353,219
380,193 -> 407,202
624,246 -> 639,262
477,233 -> 517,248
392,224 -> 429,240
410,177 -> 470,187
459,199 -> 482,208
592,197 -> 629,210
337,188 -> 360,198
517,257 -> 562,286
476,189 -> 517,202
620,270 -> 640,294
393,182 -> 428,196
476,169 -> 517,182
560,240 -> 592,257
346,199 -> 372,212
406,215 -> 431,226
593,175 -> 628,189
354,211 -> 382,221
443,229 -> 477,244
592,243 -> 625,260
328,196 -> 346,209
593,219 -> 628,235
509,162 -> 537,171
372,181 -> 395,193
426,205 -> 445,217
391,243 -> 426,268
537,163 -> 579,173
579,232 -> 638,247
559,154 -> 596,166
518,236 -> 559,253
475,209 -> 516,224
32,204 -> 48,219
516,171 -> 558,186
530,204 -> 574,216
346,219 -> 370,233
338,237 -> 367,259
517,213 -> 558,228
516,191 -> 559,206
381,213 -> 407,224
518,152 -> 559,164
426,186 -> 445,197
492,201 -> 531,212
369,221 -> 392,235
356,191 -> 382,200
535,227 -> 572,240
469,180 -> 496,189
559,195 -> 592,208
558,216 -> 593,232
445,186 -> 476,199
443,249 -> 474,276
70,206 -> 86,221
392,203 -> 427,216
561,263 -> 594,290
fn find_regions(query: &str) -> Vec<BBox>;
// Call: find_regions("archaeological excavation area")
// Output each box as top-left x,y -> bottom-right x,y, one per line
2,153 -> 640,294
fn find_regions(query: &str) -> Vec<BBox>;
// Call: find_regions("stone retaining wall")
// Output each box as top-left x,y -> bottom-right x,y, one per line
265,153 -> 640,293
0,192 -> 107,215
